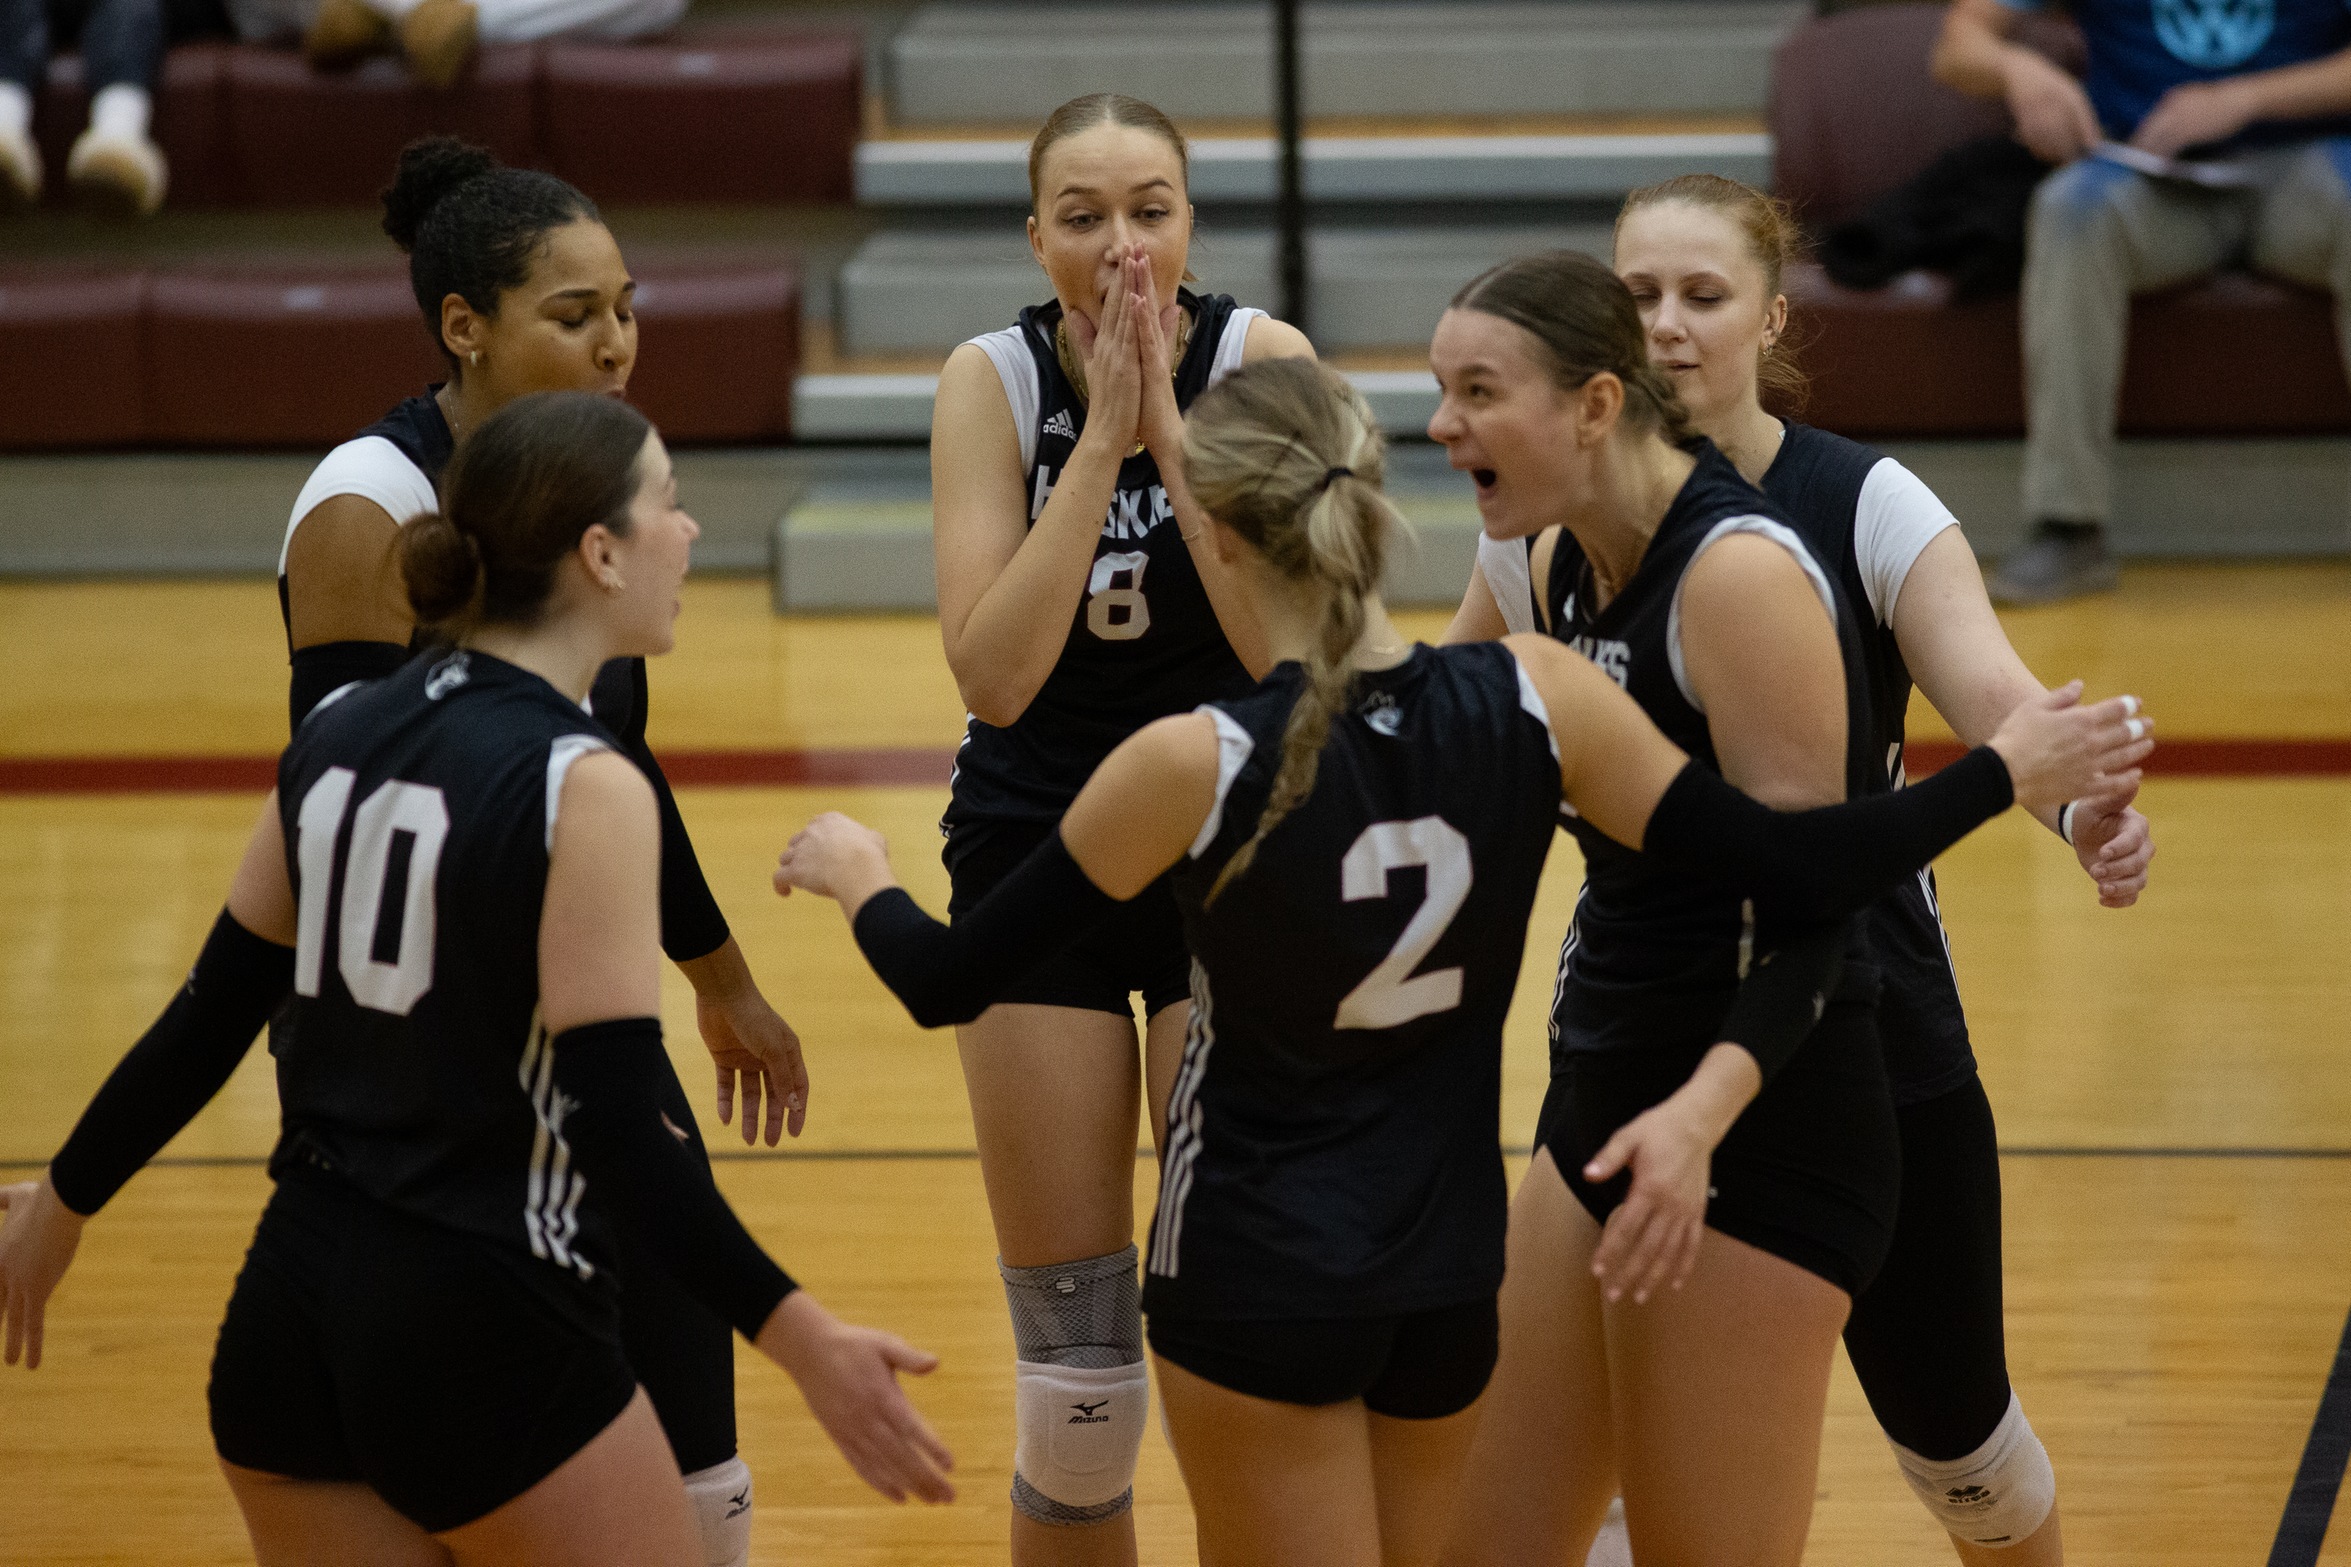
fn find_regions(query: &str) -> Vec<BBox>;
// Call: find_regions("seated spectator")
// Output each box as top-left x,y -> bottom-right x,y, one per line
0,0 -> 228,215
1937,0 -> 2351,602
226,0 -> 682,90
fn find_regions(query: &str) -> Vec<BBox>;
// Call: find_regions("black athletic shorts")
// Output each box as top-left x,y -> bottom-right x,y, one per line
944,816 -> 1192,1019
1538,993 -> 1901,1299
1146,1296 -> 1499,1419
209,1167 -> 638,1534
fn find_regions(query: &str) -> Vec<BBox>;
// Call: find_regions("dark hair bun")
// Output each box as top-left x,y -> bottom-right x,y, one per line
381,137 -> 500,254
400,510 -> 487,626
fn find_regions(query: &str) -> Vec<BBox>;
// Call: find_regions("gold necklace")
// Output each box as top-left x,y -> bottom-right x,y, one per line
1056,308 -> 1195,455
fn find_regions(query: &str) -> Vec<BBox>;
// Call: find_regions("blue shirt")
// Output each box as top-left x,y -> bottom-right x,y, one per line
1999,0 -> 2351,147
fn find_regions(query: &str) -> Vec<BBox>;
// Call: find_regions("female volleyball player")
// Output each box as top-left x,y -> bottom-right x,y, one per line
772,357 -> 2147,1567
925,91 -> 1311,1563
1413,252 -> 2132,1566
0,393 -> 952,1563
274,135 -> 800,1561
1447,181 -> 2154,1566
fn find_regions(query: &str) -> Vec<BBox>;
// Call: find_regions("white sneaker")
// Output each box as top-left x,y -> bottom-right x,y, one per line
0,122 -> 40,213
66,125 -> 167,218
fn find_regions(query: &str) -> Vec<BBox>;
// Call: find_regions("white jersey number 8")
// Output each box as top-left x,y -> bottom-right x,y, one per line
293,767 -> 451,1016
1333,816 -> 1472,1030
1086,550 -> 1152,641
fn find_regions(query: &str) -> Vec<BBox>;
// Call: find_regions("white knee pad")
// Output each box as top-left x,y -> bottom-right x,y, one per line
1890,1394 -> 2057,1549
1001,1247 -> 1146,1526
680,1455 -> 753,1567
1012,1360 -> 1151,1521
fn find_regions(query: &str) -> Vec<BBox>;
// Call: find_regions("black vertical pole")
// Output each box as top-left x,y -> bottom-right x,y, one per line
1272,0 -> 1307,332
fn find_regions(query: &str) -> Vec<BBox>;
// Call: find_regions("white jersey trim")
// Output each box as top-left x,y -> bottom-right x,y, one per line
1476,534 -> 1540,636
966,305 -> 1267,480
1666,516 -> 1840,714
1148,958 -> 1218,1280
1189,706 -> 1258,859
1854,457 -> 1962,627
1507,650 -> 1562,765
544,733 -> 615,852
278,435 -> 439,575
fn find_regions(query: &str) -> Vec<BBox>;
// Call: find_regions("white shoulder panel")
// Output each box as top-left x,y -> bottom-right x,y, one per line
967,324 -> 1044,474
279,436 -> 438,575
1187,707 -> 1259,860
1207,307 -> 1268,389
1477,534 -> 1539,636
1667,516 -> 1840,713
1854,457 -> 1963,627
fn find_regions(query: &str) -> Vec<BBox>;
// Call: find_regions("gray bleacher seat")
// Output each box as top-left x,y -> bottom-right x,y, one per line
888,1 -> 1806,123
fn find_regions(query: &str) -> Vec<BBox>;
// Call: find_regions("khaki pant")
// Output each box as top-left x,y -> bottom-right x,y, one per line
2022,139 -> 2351,523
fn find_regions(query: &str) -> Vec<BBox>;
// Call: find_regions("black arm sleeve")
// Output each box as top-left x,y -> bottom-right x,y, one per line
1713,919 -> 1853,1082
288,639 -> 408,732
1640,746 -> 2015,926
850,830 -> 1123,1030
548,1018 -> 795,1341
600,659 -> 730,965
49,912 -> 294,1217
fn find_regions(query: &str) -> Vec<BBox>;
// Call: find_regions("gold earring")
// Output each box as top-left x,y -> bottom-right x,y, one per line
470,350 -> 480,366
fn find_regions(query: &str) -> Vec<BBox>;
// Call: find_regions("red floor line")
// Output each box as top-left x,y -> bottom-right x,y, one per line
1,739 -> 2346,796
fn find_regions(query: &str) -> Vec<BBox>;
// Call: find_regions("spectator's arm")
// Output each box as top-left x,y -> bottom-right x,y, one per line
1935,0 -> 2101,161
2132,47 -> 2351,155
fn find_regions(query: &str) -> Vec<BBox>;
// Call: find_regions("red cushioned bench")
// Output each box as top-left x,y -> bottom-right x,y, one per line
25,28 -> 857,210
0,256 -> 799,450
1771,2 -> 2351,439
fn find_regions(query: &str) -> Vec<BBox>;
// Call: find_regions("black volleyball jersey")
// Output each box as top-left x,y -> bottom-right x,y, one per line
1544,441 -> 1877,1055
943,290 -> 1261,828
1146,643 -> 1563,1319
1760,423 -> 1974,1102
276,390 -> 644,740
273,648 -> 622,1293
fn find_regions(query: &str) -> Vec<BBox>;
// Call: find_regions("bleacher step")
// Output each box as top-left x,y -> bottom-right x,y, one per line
889,2 -> 1804,123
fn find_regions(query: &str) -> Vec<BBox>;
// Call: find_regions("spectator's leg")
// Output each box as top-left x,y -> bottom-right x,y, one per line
63,0 -> 170,215
0,0 -> 47,206
2251,140 -> 2351,383
1997,158 -> 2241,603
470,0 -> 680,45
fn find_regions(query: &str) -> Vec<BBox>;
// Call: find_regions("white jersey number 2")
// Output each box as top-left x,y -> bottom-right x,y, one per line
1333,816 -> 1472,1031
292,767 -> 451,1016
1086,550 -> 1152,641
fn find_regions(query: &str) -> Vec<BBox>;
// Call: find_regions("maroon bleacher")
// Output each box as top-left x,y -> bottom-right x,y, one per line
1771,2 -> 2351,438
25,28 -> 858,209
541,31 -> 859,205
0,257 -> 800,450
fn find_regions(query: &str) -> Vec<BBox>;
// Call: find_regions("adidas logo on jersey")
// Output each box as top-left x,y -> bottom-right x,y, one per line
1041,409 -> 1078,443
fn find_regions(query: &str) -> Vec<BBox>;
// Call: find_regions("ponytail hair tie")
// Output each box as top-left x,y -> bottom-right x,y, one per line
1317,466 -> 1354,493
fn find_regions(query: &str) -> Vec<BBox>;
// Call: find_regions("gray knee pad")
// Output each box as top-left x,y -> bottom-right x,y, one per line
1890,1393 -> 2057,1548
1000,1246 -> 1146,1527
679,1455 -> 752,1567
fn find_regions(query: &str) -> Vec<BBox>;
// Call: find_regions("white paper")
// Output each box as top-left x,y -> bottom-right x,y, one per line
2092,140 -> 2255,188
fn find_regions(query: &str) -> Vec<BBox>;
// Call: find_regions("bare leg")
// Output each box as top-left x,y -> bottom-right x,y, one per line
1607,1231 -> 1851,1567
1367,1403 -> 1486,1567
1155,1353 -> 1382,1567
960,1000 -> 1158,1567
439,1388 -> 700,1567
1438,1149 -> 1617,1567
219,1462 -> 454,1567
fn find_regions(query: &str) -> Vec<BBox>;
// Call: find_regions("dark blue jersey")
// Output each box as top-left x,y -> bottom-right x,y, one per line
1148,643 -> 1563,1319
274,649 -> 624,1298
1543,441 -> 1878,1056
943,291 -> 1260,829
1761,422 -> 1974,1105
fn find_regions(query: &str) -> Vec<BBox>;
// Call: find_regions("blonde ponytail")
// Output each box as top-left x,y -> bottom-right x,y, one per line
1181,357 -> 1404,906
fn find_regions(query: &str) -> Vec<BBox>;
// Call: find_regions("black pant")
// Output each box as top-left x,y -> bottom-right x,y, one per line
1841,1075 -> 2014,1461
1,0 -> 228,97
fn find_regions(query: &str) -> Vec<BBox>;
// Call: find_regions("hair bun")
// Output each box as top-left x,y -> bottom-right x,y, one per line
399,510 -> 486,626
381,137 -> 500,254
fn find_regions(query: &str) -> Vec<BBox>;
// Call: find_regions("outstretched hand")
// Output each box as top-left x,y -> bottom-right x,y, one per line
698,986 -> 810,1143
774,813 -> 898,917
757,1290 -> 955,1504
1987,681 -> 2153,811
0,1178 -> 85,1371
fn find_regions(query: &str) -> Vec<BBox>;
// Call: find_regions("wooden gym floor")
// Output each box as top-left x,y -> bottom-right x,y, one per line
2,562 -> 2348,1565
